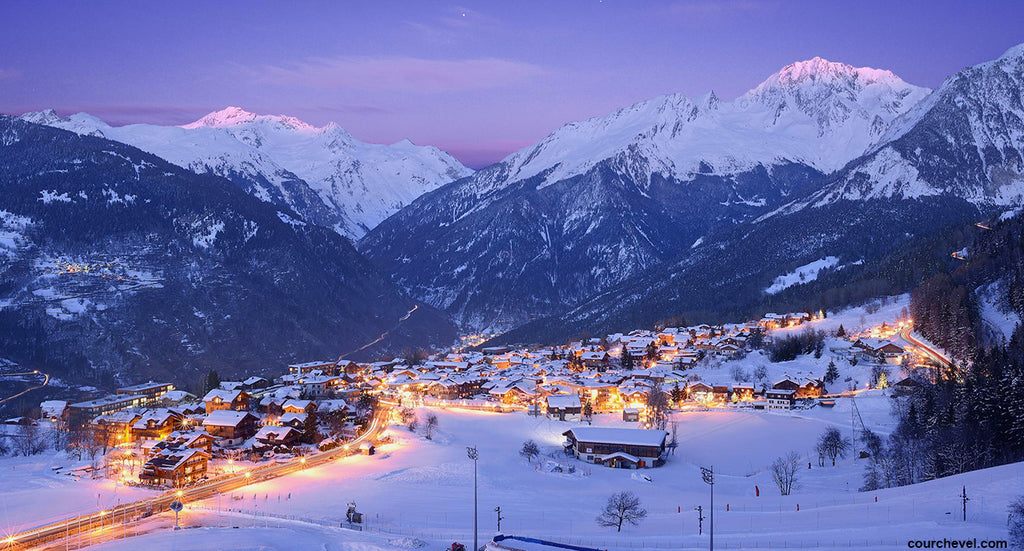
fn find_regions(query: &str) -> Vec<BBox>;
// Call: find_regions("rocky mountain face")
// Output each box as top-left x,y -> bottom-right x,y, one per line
498,45 -> 1024,343
360,57 -> 931,332
0,117 -> 457,387
21,107 -> 472,239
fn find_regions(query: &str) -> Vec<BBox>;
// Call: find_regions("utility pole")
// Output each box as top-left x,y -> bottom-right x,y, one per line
494,506 -> 503,532
694,505 -> 704,535
467,446 -> 479,551
701,465 -> 715,551
961,486 -> 969,522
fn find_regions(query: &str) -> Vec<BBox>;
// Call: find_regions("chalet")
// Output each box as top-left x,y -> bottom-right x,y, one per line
766,389 -> 796,410
622,408 -> 640,422
254,426 -> 300,448
240,377 -> 271,391
894,377 -> 923,394
562,427 -> 668,469
797,379 -> 825,399
40,400 -> 67,422
852,339 -> 906,363
116,382 -> 175,403
580,351 -> 610,370
151,430 -> 214,457
203,389 -> 250,414
545,394 -> 582,421
762,313 -> 785,328
716,343 -> 741,356
282,399 -> 317,415
771,378 -> 800,392
489,382 -> 538,404
131,410 -> 182,442
712,385 -> 731,402
425,380 -> 461,400
687,382 -> 713,403
279,412 -> 307,429
298,375 -> 340,398
90,411 -> 141,447
138,448 -> 209,487
203,410 -> 259,445
732,384 -> 755,401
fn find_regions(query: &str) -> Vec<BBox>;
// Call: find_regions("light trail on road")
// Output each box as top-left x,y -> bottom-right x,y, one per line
0,371 -> 50,407
3,404 -> 393,550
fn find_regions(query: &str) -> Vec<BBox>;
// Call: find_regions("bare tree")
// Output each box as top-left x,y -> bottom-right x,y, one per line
520,440 -> 540,463
770,451 -> 801,495
645,390 -> 670,430
16,422 -> 45,456
595,491 -> 648,532
0,436 -> 9,456
423,413 -> 438,440
816,427 -> 851,467
399,407 -> 418,432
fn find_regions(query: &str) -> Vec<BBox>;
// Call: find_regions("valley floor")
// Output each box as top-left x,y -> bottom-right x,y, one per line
100,403 -> 1016,550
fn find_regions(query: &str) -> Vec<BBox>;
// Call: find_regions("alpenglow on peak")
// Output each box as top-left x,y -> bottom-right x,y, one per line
181,106 -> 317,132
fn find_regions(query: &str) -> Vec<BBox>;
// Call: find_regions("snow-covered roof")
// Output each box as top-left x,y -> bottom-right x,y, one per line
255,425 -> 297,442
546,394 -> 581,409
564,427 -> 668,447
203,410 -> 254,427
40,400 -> 67,417
203,389 -> 243,403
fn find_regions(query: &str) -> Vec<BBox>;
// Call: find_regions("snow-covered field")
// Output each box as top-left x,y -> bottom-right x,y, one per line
161,403 -> 1013,549
0,448 -> 157,535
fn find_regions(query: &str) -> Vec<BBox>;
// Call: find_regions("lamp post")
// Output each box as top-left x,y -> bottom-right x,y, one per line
701,465 -> 714,551
467,446 -> 478,551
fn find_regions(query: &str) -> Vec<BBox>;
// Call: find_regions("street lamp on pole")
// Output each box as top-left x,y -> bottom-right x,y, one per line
701,465 -> 714,551
467,446 -> 478,551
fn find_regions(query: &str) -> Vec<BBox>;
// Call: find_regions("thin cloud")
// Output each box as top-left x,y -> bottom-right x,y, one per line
250,56 -> 546,93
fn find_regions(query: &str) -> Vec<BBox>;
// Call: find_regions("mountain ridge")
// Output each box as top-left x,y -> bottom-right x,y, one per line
19,107 -> 473,239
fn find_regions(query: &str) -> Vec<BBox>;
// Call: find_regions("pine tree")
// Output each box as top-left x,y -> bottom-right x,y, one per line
621,350 -> 634,370
824,360 -> 839,385
670,382 -> 684,405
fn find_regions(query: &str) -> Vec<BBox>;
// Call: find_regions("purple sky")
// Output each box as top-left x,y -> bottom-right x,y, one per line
1,1 -> 1022,168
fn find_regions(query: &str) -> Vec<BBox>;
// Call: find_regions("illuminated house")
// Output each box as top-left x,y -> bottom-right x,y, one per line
203,410 -> 259,445
563,427 -> 668,469
138,448 -> 209,487
203,389 -> 250,414
131,409 -> 183,442
545,394 -> 582,421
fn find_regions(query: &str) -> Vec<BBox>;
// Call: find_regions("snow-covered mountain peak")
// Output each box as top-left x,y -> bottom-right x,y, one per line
182,106 -> 317,133
21,108 -> 471,238
757,57 -> 902,90
493,57 -> 928,188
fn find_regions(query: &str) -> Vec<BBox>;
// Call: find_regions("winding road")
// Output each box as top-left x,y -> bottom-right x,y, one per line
340,303 -> 419,359
0,370 -> 50,407
898,327 -> 953,369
